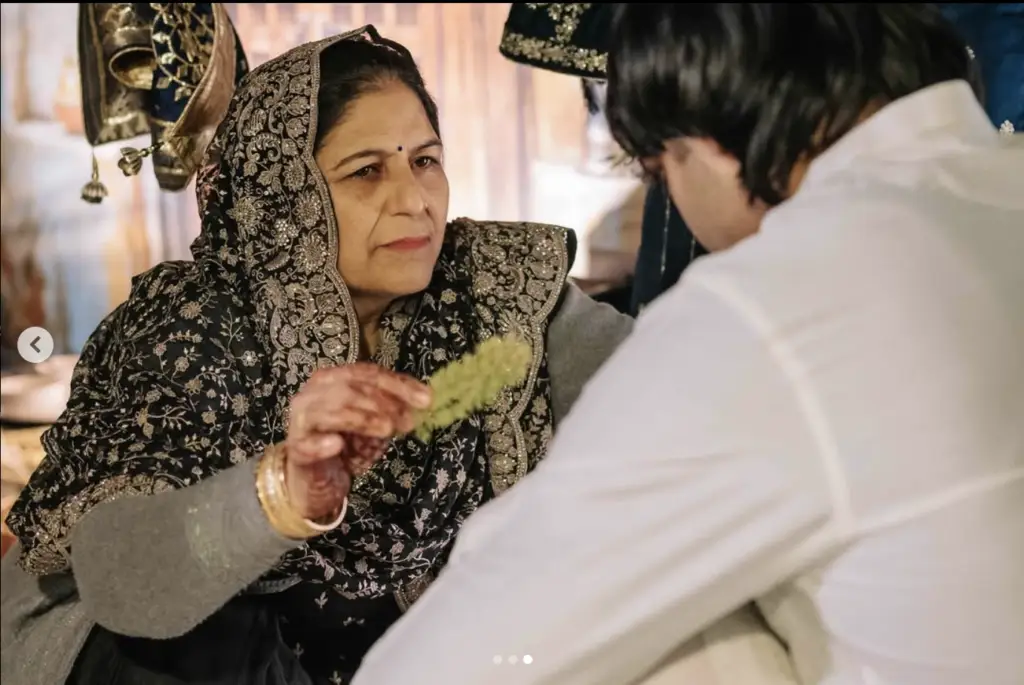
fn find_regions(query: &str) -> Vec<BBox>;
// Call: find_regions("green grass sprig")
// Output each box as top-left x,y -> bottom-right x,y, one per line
412,334 -> 533,442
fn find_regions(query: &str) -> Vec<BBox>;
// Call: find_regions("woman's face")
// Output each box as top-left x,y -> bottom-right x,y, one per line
315,80 -> 449,302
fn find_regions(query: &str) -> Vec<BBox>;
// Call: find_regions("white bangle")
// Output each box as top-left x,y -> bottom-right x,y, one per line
302,497 -> 348,532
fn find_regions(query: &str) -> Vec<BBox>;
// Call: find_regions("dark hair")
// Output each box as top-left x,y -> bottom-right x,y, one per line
315,36 -> 440,151
582,78 -> 601,116
605,4 -> 979,205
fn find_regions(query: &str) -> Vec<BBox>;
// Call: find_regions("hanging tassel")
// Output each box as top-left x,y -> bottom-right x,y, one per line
80,151 -> 108,204
117,142 -> 160,177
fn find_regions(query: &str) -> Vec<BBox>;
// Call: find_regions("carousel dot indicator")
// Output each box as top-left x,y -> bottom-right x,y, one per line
493,655 -> 503,664
523,655 -> 534,665
508,655 -> 519,665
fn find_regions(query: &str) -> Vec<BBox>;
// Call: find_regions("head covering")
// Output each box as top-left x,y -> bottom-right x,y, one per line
77,3 -> 249,203
8,26 -> 570,658
499,3 -> 612,79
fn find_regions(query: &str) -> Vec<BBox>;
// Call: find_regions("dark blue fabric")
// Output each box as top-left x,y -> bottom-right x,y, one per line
939,3 -> 1024,130
148,4 -> 250,126
630,183 -> 707,314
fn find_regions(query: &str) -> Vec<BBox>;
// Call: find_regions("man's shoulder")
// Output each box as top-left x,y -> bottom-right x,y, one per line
681,188 -> 945,328
740,169 -> 1019,273
767,177 -> 941,237
688,166 -> 1023,345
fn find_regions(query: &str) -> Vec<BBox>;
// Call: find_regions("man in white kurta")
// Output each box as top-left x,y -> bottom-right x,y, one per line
353,75 -> 1024,685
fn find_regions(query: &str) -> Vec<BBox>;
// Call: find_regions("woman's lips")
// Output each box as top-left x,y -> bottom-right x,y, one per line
382,236 -> 431,251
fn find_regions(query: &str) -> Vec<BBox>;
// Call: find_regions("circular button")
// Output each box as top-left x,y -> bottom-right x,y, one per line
17,326 -> 55,364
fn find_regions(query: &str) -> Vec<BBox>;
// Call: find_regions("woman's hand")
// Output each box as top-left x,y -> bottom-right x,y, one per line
283,363 -> 432,521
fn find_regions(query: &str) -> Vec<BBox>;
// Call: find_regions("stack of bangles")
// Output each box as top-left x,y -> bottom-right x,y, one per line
256,442 -> 348,539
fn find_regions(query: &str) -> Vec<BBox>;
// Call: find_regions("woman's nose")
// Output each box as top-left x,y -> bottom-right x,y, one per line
387,167 -> 427,216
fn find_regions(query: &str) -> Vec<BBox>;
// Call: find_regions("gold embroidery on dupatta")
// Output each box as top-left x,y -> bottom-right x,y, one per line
10,258 -> 267,576
149,4 -> 216,102
453,218 -> 568,495
220,32 -> 368,404
387,219 -> 568,610
394,570 -> 435,612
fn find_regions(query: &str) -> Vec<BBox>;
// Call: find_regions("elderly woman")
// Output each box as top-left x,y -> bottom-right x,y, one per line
0,26 -> 631,685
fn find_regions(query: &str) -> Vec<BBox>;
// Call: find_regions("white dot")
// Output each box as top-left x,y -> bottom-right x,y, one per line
493,655 -> 503,664
523,655 -> 534,665
508,655 -> 519,665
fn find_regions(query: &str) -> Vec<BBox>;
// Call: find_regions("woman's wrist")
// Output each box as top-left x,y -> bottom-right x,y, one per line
255,443 -> 346,539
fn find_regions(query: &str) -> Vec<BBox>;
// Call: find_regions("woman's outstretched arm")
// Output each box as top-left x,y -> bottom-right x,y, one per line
70,459 -> 299,639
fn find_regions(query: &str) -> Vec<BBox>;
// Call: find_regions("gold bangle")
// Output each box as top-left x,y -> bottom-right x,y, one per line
304,497 -> 348,532
256,443 -> 310,539
255,443 -> 346,539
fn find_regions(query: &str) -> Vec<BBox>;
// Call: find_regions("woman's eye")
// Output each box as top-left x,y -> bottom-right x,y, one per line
350,164 -> 379,179
413,155 -> 439,169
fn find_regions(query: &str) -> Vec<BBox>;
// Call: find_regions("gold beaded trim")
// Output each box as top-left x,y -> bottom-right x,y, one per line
501,3 -> 607,76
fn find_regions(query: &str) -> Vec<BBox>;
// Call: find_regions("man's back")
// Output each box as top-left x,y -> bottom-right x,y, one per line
707,81 -> 1023,684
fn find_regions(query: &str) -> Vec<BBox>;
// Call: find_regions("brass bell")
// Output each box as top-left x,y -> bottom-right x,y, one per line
80,152 -> 108,204
117,147 -> 146,176
116,143 -> 160,177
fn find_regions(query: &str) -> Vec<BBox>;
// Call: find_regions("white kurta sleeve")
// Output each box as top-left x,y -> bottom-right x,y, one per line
353,274 -> 844,685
